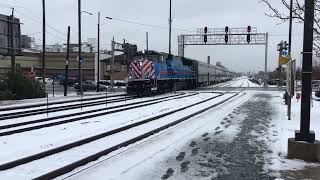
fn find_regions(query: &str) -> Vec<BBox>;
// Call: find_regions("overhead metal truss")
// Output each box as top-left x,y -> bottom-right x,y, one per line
178,27 -> 269,74
178,33 -> 267,46
196,27 -> 258,34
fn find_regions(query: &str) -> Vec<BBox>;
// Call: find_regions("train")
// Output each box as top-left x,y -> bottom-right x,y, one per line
127,50 -> 237,95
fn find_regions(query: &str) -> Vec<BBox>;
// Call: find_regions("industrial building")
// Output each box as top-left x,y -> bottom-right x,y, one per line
0,50 -> 95,80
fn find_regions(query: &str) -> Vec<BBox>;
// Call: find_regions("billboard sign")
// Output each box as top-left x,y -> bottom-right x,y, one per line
0,14 -> 21,55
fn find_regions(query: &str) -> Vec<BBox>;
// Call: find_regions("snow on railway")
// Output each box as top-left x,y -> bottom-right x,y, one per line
0,93 -> 219,165
63,90 -> 252,180
0,93 -> 181,127
0,78 -> 255,179
0,92 -> 240,179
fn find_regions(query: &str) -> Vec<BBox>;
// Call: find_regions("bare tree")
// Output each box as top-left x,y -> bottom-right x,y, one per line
314,57 -> 320,70
260,0 -> 320,56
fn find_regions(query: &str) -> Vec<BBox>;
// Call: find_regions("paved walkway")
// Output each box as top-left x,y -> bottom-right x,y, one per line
160,93 -> 275,180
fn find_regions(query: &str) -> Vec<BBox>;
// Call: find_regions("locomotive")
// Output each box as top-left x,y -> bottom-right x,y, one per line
127,50 -> 236,95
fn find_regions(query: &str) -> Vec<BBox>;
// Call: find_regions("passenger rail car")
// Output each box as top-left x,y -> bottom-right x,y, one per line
127,51 -> 236,95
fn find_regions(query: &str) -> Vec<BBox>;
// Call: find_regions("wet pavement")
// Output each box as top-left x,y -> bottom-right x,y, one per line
280,166 -> 320,180
160,93 -> 276,180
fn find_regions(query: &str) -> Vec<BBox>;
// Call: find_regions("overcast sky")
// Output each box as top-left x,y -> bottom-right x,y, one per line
1,0 -> 305,72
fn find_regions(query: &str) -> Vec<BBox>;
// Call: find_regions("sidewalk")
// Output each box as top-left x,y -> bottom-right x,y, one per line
64,91 -> 320,180
159,93 -> 275,179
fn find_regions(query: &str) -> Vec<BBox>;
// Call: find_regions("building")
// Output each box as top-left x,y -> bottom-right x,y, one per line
66,42 -> 94,53
0,49 -> 95,80
21,35 -> 33,49
101,54 -> 128,81
100,43 -> 137,81
34,44 -> 64,53
33,38 -> 96,53
95,53 -> 111,81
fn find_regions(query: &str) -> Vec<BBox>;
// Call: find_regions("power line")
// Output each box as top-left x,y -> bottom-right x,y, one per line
25,31 -> 42,36
0,2 -> 68,38
104,17 -> 197,33
15,9 -> 68,37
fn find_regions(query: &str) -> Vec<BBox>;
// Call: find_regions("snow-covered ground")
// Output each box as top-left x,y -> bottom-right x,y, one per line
0,92 -> 241,179
266,91 -> 320,178
0,93 -> 216,162
2,78 -> 318,180
62,90 -> 320,180
0,93 -> 181,127
61,91 -> 252,180
0,91 -> 125,107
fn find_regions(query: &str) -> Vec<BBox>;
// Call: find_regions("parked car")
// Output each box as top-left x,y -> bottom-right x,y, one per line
315,90 -> 320,98
115,82 -> 126,87
74,80 -> 106,91
99,80 -> 111,86
35,77 -> 53,85
268,79 -> 279,86
59,77 -> 77,86
312,80 -> 320,88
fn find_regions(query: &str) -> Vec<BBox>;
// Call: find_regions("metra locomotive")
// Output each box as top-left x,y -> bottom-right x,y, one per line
127,50 -> 236,95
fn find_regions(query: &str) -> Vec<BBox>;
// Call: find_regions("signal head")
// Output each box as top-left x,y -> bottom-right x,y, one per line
204,27 -> 208,34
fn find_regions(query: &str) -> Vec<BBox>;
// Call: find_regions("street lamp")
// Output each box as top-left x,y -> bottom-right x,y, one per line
97,11 -> 100,92
78,0 -> 93,96
82,10 -> 93,16
78,0 -> 82,96
169,0 -> 172,53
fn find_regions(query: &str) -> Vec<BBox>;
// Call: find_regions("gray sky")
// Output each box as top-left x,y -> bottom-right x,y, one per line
1,0 -> 305,72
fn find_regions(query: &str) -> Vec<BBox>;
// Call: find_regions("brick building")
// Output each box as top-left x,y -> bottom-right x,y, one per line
0,49 -> 95,80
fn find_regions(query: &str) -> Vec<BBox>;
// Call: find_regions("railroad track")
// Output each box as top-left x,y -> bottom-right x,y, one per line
0,93 -> 127,112
0,85 -> 246,180
0,93 -> 196,136
0,95 -> 137,121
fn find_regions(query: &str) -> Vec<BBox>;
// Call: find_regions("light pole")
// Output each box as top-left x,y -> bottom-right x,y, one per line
296,0 -> 315,143
97,11 -> 100,92
287,0 -> 294,120
168,0 -> 172,58
78,0 -> 82,95
42,0 -> 46,85
78,2 -> 93,96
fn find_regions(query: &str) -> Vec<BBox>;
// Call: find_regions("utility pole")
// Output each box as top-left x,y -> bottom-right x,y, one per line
64,26 -> 70,96
42,0 -> 46,85
146,32 -> 149,52
168,0 -> 172,58
10,8 -> 15,73
264,32 -> 269,84
78,0 -> 83,95
10,8 -> 16,97
287,0 -> 294,120
97,11 -> 100,92
296,0 -> 315,143
111,37 -> 115,92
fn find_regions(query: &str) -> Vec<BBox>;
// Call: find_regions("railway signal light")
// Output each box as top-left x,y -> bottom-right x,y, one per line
204,27 -> 208,43
247,26 -> 251,33
225,35 -> 228,43
247,25 -> 251,43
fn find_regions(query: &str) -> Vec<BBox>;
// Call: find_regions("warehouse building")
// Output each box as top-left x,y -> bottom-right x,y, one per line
0,49 -> 95,80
